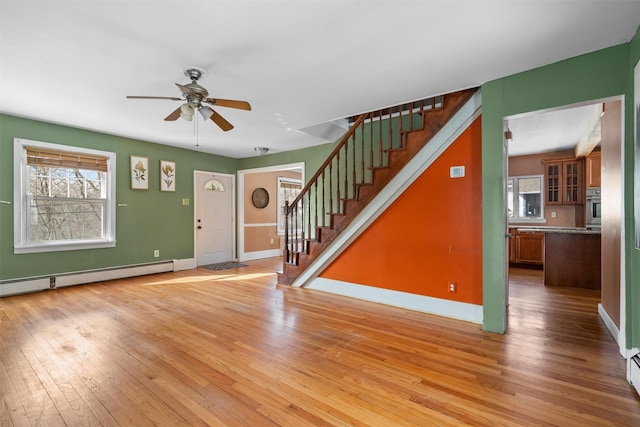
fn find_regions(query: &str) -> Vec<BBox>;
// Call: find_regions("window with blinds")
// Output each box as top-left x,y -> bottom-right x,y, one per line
14,138 -> 116,253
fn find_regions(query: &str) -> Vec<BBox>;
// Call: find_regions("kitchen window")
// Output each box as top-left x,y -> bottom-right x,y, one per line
13,138 -> 116,253
507,175 -> 545,222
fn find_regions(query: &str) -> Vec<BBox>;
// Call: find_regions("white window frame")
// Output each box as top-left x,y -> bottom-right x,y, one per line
507,174 -> 546,223
13,138 -> 116,254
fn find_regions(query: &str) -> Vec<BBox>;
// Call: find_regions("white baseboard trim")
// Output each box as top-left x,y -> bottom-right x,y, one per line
0,259 -> 193,297
598,303 -> 621,348
55,261 -> 174,289
240,249 -> 281,261
308,277 -> 483,324
0,278 -> 50,297
173,258 -> 196,271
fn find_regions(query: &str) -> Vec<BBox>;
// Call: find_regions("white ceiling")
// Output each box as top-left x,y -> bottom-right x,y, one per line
506,102 -> 603,157
1,1 -> 639,158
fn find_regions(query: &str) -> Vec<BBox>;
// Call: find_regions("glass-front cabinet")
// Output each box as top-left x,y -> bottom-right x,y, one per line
543,158 -> 584,205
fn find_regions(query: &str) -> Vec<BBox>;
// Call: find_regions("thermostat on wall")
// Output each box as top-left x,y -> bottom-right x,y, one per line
450,166 -> 465,178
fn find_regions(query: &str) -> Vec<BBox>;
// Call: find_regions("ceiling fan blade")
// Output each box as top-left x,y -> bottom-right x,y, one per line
175,83 -> 195,97
210,109 -> 234,131
127,95 -> 182,101
206,98 -> 251,111
164,107 -> 182,121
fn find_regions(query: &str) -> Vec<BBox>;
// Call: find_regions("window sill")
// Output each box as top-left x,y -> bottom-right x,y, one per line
14,239 -> 115,254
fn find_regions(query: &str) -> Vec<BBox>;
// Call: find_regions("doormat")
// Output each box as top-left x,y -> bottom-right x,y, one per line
204,262 -> 248,271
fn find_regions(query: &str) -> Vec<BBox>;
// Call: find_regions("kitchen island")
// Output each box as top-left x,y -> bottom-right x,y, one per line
515,227 -> 601,289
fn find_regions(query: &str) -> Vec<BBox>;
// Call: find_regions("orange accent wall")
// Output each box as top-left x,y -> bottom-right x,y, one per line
320,117 -> 483,305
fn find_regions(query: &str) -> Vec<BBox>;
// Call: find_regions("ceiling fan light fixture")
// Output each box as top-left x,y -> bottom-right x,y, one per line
180,103 -> 194,121
199,106 -> 214,120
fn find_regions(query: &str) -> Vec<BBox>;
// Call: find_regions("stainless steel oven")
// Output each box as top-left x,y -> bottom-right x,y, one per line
586,187 -> 601,229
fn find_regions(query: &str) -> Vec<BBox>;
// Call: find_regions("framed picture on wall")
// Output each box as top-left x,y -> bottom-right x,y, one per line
130,155 -> 148,190
160,160 -> 176,192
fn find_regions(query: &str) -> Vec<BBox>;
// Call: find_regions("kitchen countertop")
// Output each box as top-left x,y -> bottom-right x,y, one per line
514,226 -> 601,235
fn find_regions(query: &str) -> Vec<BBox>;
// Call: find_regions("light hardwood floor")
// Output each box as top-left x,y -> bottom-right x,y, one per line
1,259 -> 639,426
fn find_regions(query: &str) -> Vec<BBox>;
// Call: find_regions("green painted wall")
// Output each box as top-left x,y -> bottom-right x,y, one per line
481,40 -> 638,350
237,142 -> 335,183
628,26 -> 640,349
0,114 -> 237,281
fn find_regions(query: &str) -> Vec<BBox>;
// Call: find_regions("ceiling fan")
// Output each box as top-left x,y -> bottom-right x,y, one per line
126,67 -> 251,132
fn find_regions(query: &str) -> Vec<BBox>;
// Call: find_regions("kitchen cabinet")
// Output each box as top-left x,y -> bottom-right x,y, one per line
542,158 -> 584,205
585,151 -> 601,187
508,228 -> 544,266
544,231 -> 601,289
515,231 -> 544,265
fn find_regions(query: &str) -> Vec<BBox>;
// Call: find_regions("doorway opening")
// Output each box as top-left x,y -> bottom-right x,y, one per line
503,97 -> 625,355
237,162 -> 305,262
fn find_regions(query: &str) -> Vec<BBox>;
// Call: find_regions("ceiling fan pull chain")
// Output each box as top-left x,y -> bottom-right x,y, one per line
195,112 -> 199,147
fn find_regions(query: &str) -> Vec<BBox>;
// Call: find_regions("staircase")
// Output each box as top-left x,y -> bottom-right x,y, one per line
277,88 -> 476,286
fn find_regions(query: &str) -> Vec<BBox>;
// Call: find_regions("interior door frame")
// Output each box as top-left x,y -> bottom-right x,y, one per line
237,162 -> 305,262
501,95 -> 627,357
503,126 -> 510,310
193,170 -> 237,264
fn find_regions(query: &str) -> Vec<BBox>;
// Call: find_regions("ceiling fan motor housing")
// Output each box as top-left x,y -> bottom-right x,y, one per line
184,83 -> 208,100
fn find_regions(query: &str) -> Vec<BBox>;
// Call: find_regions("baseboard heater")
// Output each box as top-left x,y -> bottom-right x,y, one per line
631,355 -> 640,397
0,260 -> 176,297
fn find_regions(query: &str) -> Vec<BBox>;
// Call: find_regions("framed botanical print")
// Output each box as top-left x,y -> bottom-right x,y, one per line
160,160 -> 176,192
130,155 -> 148,190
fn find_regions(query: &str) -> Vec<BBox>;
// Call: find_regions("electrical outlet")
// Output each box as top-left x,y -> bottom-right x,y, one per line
270,238 -> 274,244
154,250 -> 159,257
448,282 -> 456,293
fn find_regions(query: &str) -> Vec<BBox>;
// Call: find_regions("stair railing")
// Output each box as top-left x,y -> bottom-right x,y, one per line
283,96 -> 442,267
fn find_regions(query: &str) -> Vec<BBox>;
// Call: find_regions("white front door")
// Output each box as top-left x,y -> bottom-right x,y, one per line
195,171 -> 234,266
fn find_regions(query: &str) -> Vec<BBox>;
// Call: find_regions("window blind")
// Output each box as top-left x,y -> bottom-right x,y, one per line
280,181 -> 301,190
26,147 -> 108,172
